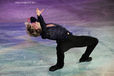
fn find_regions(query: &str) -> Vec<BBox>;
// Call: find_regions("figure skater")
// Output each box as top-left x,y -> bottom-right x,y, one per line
25,8 -> 99,71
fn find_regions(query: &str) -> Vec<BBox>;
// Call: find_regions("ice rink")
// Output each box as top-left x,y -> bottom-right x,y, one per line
0,23 -> 114,76
0,0 -> 114,76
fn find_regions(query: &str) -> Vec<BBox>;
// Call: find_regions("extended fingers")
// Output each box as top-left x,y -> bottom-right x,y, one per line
36,8 -> 44,15
36,8 -> 44,13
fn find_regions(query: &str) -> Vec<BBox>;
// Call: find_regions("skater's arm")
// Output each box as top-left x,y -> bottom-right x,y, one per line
36,8 -> 47,32
37,15 -> 46,30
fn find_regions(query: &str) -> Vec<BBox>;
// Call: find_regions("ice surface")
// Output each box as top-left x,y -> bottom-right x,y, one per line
0,23 -> 114,76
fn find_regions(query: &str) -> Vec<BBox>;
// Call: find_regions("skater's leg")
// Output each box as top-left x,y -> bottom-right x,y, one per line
79,37 -> 99,62
67,35 -> 98,62
49,43 -> 64,71
49,39 -> 74,71
56,46 -> 64,67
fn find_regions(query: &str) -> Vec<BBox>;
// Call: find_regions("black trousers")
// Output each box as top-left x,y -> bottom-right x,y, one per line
56,35 -> 98,67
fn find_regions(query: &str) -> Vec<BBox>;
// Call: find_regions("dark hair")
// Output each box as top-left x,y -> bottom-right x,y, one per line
30,16 -> 37,23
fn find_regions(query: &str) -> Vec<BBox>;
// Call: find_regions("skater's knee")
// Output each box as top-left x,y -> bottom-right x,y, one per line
93,38 -> 99,45
88,37 -> 99,46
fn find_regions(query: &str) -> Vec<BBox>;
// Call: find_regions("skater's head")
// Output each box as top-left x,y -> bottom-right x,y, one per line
30,16 -> 37,23
24,22 -> 42,37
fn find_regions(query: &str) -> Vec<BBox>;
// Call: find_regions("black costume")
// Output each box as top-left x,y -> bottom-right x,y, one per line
36,15 -> 99,71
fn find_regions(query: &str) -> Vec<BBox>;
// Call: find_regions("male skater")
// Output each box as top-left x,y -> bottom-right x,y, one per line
25,8 -> 98,71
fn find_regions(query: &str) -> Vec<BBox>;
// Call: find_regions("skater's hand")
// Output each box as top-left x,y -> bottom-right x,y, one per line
36,8 -> 44,16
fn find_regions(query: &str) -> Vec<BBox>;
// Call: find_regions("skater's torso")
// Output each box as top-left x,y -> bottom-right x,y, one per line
38,15 -> 72,40
41,23 -> 72,40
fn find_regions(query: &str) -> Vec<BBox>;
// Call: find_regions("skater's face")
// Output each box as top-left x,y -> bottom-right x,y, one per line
31,22 -> 42,33
35,22 -> 42,30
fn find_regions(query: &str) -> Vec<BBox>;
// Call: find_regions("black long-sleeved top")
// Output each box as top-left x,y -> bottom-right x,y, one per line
37,15 -> 72,40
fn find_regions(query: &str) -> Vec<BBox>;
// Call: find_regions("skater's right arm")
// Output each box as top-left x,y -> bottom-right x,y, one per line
36,8 -> 47,32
